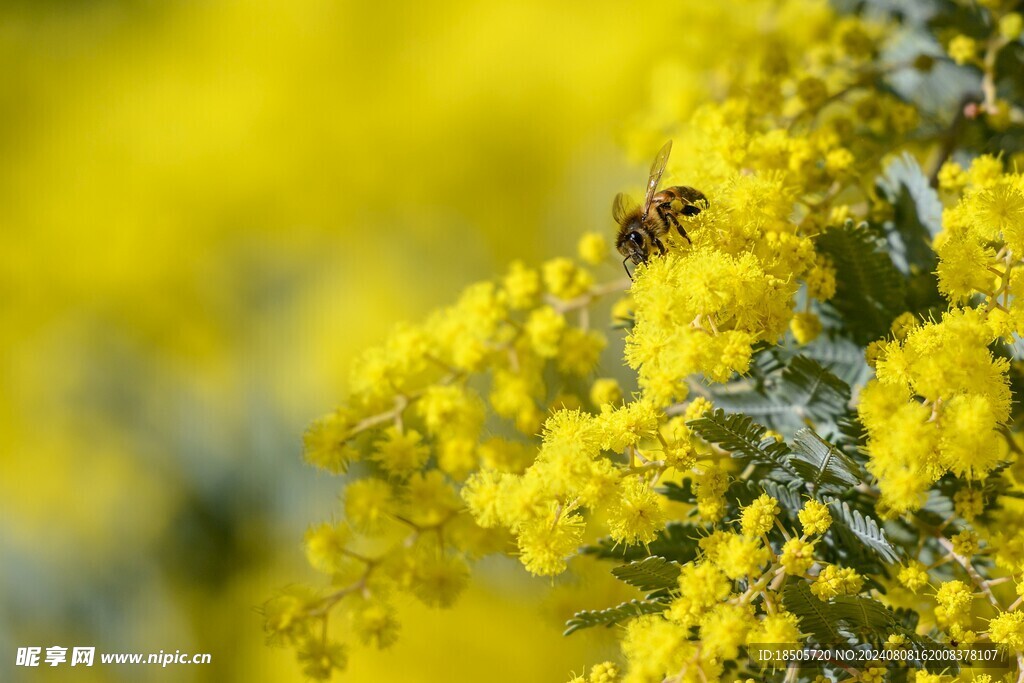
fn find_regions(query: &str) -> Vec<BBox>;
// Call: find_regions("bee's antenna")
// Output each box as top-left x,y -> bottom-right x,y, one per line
622,255 -> 633,281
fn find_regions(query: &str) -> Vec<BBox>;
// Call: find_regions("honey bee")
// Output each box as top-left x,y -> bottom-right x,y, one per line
614,140 -> 707,278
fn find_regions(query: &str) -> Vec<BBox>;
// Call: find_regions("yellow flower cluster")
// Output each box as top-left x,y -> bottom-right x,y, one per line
936,159 -> 1024,312
271,249 -> 632,674
619,494 -> 861,681
860,308 -> 1011,513
464,402 -> 682,576
275,0 -> 1024,680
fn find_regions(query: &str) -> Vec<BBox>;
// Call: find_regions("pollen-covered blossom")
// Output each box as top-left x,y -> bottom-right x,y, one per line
740,494 -> 780,537
578,233 -> 611,266
263,590 -> 313,647
417,384 -> 485,438
859,307 -> 1011,512
709,533 -> 770,580
700,603 -> 756,659
345,479 -> 395,534
935,162 -> 1024,314
947,35 -> 977,65
516,506 -> 585,577
408,552 -> 470,608
860,666 -> 887,683
1002,12 -> 1024,39
790,311 -> 822,345
990,611 -> 1024,651
951,529 -> 980,557
811,565 -> 864,600
661,437 -> 696,471
372,427 -> 430,474
683,397 -> 713,421
597,399 -> 660,451
503,260 -> 541,309
607,478 -> 666,545
938,161 -> 969,194
694,466 -> 730,522
621,616 -> 707,683
525,306 -> 567,358
588,661 -> 620,683
543,257 -> 593,300
781,537 -> 816,575
666,562 -> 732,628
798,500 -> 832,535
557,328 -> 606,376
897,561 -> 930,593
589,378 -> 622,408
297,640 -> 348,680
304,522 -> 354,575
421,281 -> 508,374
460,470 -> 507,528
626,245 -> 795,405
934,580 -> 974,630
747,611 -> 802,646
954,488 -> 985,521
350,599 -> 400,649
303,409 -> 359,473
403,471 -> 462,527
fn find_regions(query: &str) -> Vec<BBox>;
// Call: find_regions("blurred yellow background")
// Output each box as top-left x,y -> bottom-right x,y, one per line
0,0 -> 692,680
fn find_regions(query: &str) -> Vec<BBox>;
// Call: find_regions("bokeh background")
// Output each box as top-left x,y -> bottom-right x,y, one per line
0,1 -> 703,680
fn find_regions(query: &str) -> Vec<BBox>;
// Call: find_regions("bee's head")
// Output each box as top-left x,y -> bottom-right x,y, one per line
617,229 -> 647,261
617,229 -> 648,279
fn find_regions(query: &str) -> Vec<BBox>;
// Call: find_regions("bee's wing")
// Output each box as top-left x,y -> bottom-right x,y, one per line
612,192 -> 638,224
642,140 -> 672,218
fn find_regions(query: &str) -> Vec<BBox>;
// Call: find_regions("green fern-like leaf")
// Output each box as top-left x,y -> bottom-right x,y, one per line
877,152 -> 942,270
707,347 -> 861,434
790,428 -> 864,493
688,409 -> 793,470
788,336 -> 872,388
817,221 -> 906,345
611,556 -> 681,592
784,579 -> 959,674
781,580 -> 844,641
658,480 -> 695,504
563,599 -> 667,636
830,594 -> 898,635
780,355 -> 852,423
821,497 -> 900,563
782,580 -> 897,641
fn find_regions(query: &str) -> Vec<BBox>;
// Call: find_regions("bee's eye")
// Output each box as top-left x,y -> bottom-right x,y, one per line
629,232 -> 644,247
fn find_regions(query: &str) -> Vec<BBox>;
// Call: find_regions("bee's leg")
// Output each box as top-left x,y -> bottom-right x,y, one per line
658,204 -> 692,244
652,236 -> 667,255
622,255 -> 633,281
655,202 -> 675,231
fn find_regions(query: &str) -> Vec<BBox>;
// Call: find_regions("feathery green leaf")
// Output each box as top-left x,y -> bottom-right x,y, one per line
783,580 -> 898,641
817,221 -> 906,345
790,428 -> 863,493
611,556 -> 681,592
688,409 -> 792,468
780,356 -> 852,423
563,599 -> 667,636
821,497 -> 900,563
